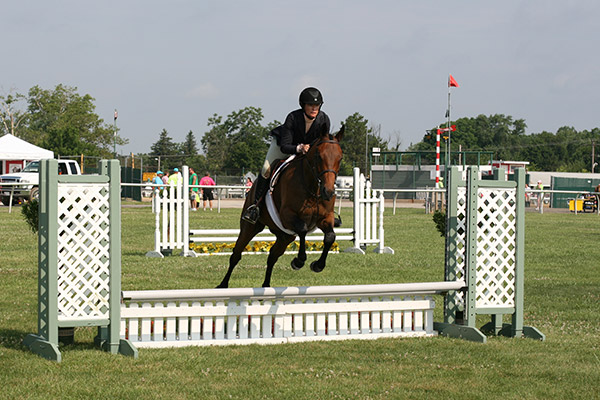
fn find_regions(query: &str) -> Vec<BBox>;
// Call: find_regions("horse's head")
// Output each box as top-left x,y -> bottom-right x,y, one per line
308,125 -> 344,201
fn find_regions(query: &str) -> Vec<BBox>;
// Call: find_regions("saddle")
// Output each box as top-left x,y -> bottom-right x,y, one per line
268,154 -> 296,193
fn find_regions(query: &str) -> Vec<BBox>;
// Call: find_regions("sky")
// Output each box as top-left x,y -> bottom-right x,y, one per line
3,1 -> 599,156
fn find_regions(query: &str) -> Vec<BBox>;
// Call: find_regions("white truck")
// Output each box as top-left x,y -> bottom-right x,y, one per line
0,159 -> 81,205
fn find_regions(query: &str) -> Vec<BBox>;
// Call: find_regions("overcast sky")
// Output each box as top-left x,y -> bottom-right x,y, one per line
3,1 -> 599,155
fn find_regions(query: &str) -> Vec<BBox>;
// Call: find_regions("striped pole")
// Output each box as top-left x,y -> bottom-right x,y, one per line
436,128 -> 441,189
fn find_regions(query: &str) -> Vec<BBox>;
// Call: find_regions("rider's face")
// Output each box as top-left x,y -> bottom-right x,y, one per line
303,104 -> 320,119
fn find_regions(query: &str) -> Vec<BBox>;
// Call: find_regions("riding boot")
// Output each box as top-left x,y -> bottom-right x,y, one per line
242,175 -> 269,224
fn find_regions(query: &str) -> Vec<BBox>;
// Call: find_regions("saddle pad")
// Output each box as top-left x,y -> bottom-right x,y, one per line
265,191 -> 297,236
265,154 -> 317,237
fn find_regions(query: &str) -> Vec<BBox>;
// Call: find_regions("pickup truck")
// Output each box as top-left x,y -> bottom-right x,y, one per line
0,159 -> 81,205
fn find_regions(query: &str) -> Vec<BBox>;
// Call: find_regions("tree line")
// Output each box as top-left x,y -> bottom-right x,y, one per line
3,84 -> 599,175
413,114 -> 600,172
1,85 -> 126,158
149,108 -> 390,176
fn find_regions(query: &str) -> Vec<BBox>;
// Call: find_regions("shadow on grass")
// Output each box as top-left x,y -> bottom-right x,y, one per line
0,327 -> 99,353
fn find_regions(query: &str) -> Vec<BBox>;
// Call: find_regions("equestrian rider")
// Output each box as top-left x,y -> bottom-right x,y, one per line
241,87 -> 331,224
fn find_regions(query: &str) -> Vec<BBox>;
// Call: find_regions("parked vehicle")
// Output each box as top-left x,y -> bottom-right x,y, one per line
0,160 -> 81,205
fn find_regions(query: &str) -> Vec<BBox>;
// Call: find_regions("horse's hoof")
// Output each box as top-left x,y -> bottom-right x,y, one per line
291,257 -> 305,270
310,261 -> 325,273
216,282 -> 228,289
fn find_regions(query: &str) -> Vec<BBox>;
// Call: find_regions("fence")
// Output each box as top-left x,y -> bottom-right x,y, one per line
146,167 -> 394,257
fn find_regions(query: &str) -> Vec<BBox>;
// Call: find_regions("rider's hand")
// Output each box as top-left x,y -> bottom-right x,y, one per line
296,144 -> 310,154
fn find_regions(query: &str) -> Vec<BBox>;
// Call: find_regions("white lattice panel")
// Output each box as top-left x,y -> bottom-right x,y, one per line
451,187 -> 467,307
475,188 -> 516,308
57,183 -> 111,320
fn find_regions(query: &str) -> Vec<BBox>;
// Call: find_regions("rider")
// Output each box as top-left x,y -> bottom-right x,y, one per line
241,87 -> 331,224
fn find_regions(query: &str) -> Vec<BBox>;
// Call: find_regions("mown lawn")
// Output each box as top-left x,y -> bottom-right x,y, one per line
0,204 -> 598,399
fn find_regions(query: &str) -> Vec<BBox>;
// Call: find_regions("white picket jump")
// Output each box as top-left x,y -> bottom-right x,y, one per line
121,281 -> 464,348
146,166 -> 393,257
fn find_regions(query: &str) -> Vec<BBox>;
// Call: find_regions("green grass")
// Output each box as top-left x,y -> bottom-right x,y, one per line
1,205 -> 599,399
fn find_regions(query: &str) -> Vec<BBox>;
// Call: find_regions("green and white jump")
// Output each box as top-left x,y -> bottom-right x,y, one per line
25,161 -> 543,361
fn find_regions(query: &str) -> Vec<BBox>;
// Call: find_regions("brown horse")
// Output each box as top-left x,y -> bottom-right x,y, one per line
217,126 -> 344,288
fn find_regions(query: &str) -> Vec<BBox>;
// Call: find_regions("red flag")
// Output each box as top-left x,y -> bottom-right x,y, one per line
448,74 -> 459,88
439,125 -> 457,132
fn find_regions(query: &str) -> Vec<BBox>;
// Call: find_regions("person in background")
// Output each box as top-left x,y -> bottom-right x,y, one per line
245,177 -> 253,198
168,168 -> 182,186
199,172 -> 216,211
152,170 -> 164,196
189,167 -> 199,211
535,180 -> 544,211
162,171 -> 169,185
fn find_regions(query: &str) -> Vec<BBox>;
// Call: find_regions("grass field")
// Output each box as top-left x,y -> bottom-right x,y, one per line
1,204 -> 599,399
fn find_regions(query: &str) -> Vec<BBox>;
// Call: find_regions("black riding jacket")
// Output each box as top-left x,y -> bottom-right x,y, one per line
271,109 -> 331,154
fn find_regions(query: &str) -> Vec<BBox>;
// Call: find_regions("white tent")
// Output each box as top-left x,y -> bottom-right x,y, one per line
0,134 -> 54,174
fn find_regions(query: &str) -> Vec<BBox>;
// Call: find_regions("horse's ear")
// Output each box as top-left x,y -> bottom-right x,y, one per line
335,124 -> 345,142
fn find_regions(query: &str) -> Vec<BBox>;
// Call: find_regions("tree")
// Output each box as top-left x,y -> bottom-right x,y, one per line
201,107 -> 272,173
150,129 -> 179,171
338,113 -> 389,175
181,130 -> 200,167
182,130 -> 199,156
24,84 -> 125,157
0,90 -> 28,136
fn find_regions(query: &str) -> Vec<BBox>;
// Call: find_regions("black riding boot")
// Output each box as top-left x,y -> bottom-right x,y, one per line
242,175 -> 269,224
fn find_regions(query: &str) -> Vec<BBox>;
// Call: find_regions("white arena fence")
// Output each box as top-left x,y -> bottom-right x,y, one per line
145,166 -> 394,257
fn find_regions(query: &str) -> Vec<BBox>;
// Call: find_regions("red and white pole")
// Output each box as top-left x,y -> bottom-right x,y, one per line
436,128 -> 441,189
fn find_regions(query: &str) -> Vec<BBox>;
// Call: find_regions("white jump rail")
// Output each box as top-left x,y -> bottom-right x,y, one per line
121,281 -> 465,348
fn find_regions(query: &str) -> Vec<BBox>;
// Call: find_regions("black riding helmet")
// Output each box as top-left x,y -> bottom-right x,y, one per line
299,87 -> 324,107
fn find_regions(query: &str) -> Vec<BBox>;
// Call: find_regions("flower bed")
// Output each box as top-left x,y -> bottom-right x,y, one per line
190,240 -> 339,255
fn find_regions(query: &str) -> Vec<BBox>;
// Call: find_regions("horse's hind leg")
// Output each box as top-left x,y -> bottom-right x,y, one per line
263,234 -> 295,287
217,221 -> 265,288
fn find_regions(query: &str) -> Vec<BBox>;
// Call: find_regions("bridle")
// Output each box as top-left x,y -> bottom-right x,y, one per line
303,137 -> 342,201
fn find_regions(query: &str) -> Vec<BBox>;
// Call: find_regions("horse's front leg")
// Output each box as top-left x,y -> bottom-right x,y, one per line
217,220 -> 265,288
291,232 -> 306,270
263,234 -> 295,287
310,224 -> 335,273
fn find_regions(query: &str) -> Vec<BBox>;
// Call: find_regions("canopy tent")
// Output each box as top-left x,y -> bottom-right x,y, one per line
0,134 -> 54,174
0,134 -> 54,160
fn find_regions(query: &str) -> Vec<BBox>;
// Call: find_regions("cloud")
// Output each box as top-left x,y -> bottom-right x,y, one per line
185,83 -> 220,99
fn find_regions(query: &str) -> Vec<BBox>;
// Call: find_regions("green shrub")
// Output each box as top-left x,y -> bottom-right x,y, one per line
21,199 -> 39,233
432,210 -> 446,237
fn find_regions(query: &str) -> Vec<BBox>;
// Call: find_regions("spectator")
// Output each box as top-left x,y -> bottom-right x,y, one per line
199,172 -> 216,211
189,167 -> 199,211
245,177 -> 253,198
168,168 -> 182,186
152,170 -> 164,196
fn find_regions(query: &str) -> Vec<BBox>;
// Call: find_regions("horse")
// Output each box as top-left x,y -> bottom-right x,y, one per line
217,125 -> 344,288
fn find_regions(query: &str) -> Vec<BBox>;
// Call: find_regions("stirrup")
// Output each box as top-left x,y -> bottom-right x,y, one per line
242,204 -> 260,224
